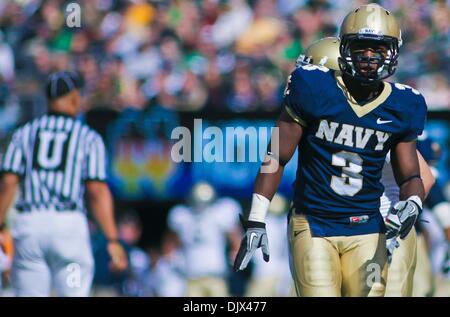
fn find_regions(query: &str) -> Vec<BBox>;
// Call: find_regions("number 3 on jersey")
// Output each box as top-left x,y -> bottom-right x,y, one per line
330,151 -> 363,196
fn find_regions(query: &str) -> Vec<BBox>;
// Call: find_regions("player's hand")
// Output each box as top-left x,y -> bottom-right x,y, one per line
385,199 -> 421,240
445,227 -> 450,242
0,228 -> 13,258
107,241 -> 128,272
233,216 -> 269,272
386,237 -> 399,265
0,228 -> 13,283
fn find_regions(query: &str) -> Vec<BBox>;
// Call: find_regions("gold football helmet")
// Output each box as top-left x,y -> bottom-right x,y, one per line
296,37 -> 340,70
338,3 -> 402,81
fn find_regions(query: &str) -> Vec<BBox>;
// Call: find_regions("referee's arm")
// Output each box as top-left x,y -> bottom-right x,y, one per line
0,173 -> 18,228
85,134 -> 128,272
0,130 -> 23,228
85,180 -> 117,243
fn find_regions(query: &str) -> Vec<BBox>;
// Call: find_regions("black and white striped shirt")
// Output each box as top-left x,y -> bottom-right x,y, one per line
1,112 -> 107,212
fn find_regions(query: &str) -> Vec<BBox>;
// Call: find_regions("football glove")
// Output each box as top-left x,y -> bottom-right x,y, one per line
233,215 -> 269,272
385,198 -> 421,240
386,237 -> 400,265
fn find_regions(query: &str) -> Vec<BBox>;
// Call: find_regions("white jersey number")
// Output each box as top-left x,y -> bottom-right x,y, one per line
394,83 -> 420,95
301,64 -> 329,72
330,151 -> 363,196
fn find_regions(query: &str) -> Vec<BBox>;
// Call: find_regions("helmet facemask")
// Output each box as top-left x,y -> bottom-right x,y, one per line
339,34 -> 399,83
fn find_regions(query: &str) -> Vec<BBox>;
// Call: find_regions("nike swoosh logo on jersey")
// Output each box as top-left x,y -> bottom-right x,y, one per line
377,118 -> 392,124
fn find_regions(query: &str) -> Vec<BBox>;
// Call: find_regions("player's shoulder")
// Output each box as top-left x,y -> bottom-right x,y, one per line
168,204 -> 192,225
389,82 -> 427,108
387,82 -> 427,124
169,204 -> 191,217
10,117 -> 39,139
78,121 -> 104,143
209,197 -> 241,227
11,121 -> 29,136
290,64 -> 333,85
284,65 -> 336,116
78,119 -> 98,134
213,197 -> 241,213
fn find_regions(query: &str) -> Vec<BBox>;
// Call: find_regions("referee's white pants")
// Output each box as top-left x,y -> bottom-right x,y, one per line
11,210 -> 94,297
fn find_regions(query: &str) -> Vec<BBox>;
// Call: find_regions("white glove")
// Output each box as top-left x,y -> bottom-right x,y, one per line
385,197 -> 421,240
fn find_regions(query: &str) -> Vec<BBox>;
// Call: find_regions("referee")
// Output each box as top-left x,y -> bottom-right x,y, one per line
0,71 -> 128,296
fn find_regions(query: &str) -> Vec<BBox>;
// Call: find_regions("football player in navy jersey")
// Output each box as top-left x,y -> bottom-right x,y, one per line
234,4 -> 428,297
295,37 -> 438,297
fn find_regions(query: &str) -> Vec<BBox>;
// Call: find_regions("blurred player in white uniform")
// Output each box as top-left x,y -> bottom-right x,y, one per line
245,193 -> 292,297
117,211 -> 150,297
420,209 -> 450,297
0,71 -> 127,296
167,182 -> 241,297
150,231 -> 186,297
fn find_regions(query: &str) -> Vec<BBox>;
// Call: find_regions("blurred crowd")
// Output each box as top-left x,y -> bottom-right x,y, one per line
0,0 -> 449,137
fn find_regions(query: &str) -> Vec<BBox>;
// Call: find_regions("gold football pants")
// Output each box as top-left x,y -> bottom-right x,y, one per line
186,276 -> 229,297
385,229 -> 417,296
412,233 -> 434,297
288,213 -> 387,297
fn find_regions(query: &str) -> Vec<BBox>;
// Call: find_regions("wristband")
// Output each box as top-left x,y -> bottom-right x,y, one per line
248,193 -> 270,223
407,195 -> 423,210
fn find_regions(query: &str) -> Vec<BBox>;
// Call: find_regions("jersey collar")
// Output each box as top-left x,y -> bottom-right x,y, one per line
334,71 -> 392,118
47,111 -> 75,118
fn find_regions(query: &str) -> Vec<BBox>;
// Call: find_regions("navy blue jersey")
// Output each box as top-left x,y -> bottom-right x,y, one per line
284,65 -> 427,237
417,133 -> 437,162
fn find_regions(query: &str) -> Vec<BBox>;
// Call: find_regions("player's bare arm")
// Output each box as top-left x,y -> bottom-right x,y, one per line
392,140 -> 425,201
253,109 -> 304,202
0,173 -> 18,268
385,140 -> 425,239
227,226 -> 243,262
417,150 -> 435,199
0,173 -> 19,228
234,108 -> 303,271
86,180 -> 128,272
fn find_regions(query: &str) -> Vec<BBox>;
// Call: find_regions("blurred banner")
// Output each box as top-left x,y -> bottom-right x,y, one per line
92,108 -> 297,201
86,109 -> 450,202
104,107 -> 190,201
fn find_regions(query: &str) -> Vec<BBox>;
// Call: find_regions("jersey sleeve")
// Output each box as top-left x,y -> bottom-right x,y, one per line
84,132 -> 107,182
1,129 -> 25,176
400,93 -> 428,142
283,67 -> 318,127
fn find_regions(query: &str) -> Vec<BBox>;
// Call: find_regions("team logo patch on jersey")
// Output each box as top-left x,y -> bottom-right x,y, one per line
349,215 -> 369,224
